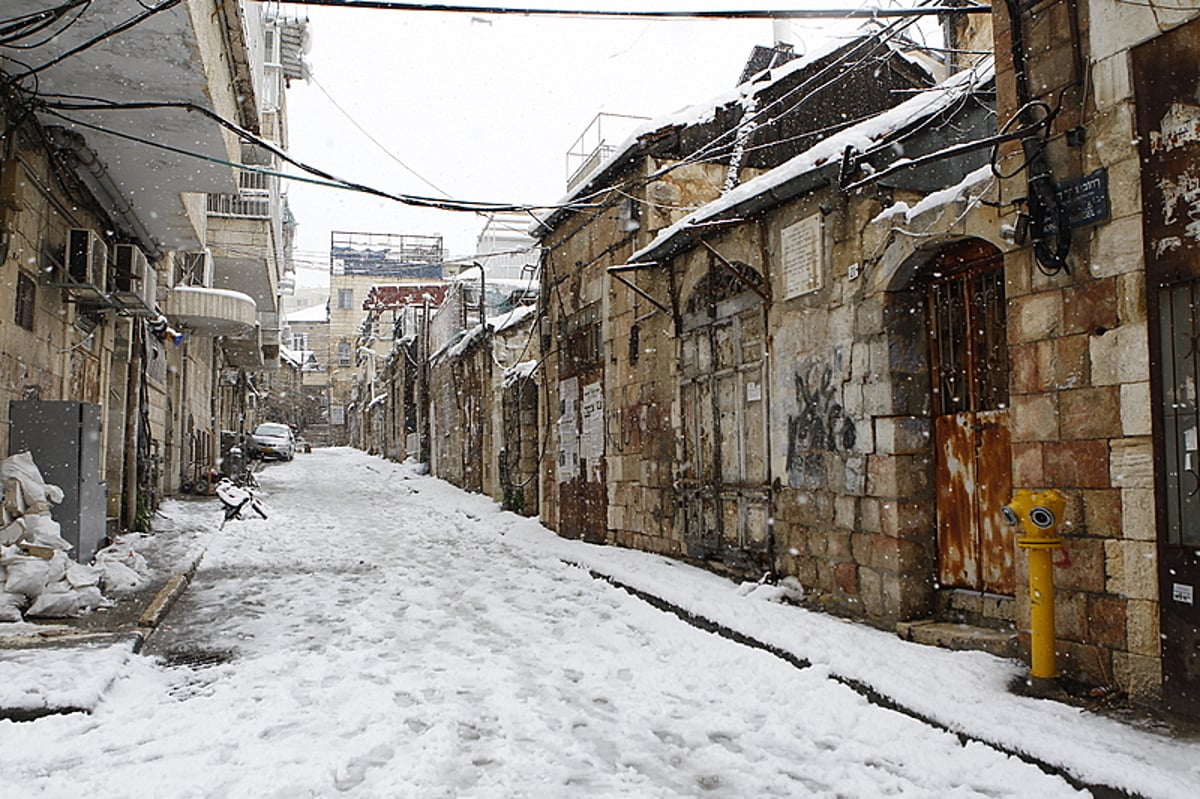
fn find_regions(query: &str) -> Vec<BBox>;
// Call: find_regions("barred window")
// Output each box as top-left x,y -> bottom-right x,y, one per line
14,272 -> 35,331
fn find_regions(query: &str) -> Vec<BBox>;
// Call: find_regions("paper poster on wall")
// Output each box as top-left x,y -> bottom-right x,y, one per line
581,381 -> 604,479
781,215 -> 824,299
558,377 -> 580,482
558,419 -> 579,482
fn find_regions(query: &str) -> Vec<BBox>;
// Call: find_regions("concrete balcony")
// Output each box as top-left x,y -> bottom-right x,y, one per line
1,1 -> 259,253
164,287 -> 257,338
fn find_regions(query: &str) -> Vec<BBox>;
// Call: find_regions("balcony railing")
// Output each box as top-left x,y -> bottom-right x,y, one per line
207,169 -> 279,219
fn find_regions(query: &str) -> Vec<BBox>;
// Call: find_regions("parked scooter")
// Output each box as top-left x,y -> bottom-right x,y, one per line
216,477 -> 267,528
216,445 -> 266,528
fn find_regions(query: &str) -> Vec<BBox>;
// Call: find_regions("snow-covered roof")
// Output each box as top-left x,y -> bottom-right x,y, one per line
532,33 -> 930,239
488,303 -> 538,334
286,303 -> 329,324
629,58 -> 995,266
503,360 -> 538,388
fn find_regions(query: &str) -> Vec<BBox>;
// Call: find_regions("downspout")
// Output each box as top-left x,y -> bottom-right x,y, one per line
1004,0 -> 1071,275
45,127 -> 162,259
122,322 -> 143,530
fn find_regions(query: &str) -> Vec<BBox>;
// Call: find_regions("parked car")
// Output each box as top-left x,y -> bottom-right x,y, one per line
248,423 -> 295,461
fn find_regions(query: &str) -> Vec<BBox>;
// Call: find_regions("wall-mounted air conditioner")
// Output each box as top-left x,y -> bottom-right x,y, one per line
46,228 -> 109,302
110,243 -> 158,316
175,250 -> 213,288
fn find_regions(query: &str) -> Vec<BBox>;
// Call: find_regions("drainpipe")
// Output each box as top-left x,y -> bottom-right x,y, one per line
45,127 -> 162,259
1003,0 -> 1070,275
122,323 -> 143,530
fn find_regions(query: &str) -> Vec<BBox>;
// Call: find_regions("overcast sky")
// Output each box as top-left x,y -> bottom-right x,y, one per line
280,2 -> 922,286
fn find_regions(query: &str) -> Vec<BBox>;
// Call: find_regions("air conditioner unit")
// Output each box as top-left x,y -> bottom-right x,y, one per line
110,243 -> 158,316
46,228 -> 108,302
175,250 -> 213,288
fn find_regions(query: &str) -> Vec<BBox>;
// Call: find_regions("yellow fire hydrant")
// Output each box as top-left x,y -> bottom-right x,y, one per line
1003,489 -> 1066,680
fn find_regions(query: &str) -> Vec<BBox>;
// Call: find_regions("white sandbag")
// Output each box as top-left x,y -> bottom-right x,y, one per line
66,562 -> 101,588
46,550 -> 69,585
0,517 -> 26,546
0,451 -> 51,507
0,592 -> 23,622
5,557 -> 50,597
44,483 -> 64,504
99,559 -> 144,593
23,515 -> 71,551
26,588 -> 84,618
95,539 -> 149,576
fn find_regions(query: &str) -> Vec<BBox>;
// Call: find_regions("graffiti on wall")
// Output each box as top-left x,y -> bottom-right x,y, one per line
786,361 -> 857,487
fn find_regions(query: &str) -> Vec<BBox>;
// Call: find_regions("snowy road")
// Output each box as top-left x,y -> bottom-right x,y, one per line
0,449 -> 1145,796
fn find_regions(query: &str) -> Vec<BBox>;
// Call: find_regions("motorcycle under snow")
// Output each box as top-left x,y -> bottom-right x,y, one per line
216,478 -> 267,528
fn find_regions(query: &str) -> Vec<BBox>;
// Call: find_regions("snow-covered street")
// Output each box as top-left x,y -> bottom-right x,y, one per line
0,448 -> 1196,797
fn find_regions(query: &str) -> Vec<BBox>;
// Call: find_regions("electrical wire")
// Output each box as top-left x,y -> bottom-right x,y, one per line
306,72 -> 454,199
273,1 -> 991,21
36,101 -> 596,214
0,0 -> 90,49
14,0 -> 184,79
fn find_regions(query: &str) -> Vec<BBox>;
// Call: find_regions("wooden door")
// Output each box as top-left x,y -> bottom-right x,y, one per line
928,243 -> 1014,594
679,263 -> 770,569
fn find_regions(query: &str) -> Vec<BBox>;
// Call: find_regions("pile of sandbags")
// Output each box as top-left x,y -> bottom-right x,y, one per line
0,451 -> 119,622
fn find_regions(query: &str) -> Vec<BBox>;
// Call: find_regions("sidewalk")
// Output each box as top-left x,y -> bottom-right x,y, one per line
0,506 -> 206,721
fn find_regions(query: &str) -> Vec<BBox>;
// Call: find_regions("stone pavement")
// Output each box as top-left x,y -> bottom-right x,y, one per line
0,503 -> 207,720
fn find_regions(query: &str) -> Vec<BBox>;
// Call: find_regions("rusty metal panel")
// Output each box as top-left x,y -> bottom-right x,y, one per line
977,409 -> 1015,595
929,241 -> 1011,594
1134,20 -> 1200,283
936,413 -> 978,589
1134,17 -> 1200,717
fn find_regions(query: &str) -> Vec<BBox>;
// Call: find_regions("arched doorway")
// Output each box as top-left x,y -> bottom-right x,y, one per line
678,258 -> 770,571
926,239 -> 1015,595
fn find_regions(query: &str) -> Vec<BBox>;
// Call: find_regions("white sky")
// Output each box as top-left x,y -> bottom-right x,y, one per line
280,2 -> 897,287
1,449 -> 1196,796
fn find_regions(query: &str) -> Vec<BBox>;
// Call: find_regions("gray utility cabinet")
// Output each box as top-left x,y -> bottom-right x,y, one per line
8,400 -> 107,562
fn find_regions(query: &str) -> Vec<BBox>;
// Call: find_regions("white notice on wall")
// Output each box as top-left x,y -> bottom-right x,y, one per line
558,418 -> 578,482
558,377 -> 580,482
581,381 -> 604,478
781,215 -> 824,299
1173,583 -> 1194,606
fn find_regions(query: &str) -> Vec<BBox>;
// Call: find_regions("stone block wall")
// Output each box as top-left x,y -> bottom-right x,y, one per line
993,0 -> 1164,698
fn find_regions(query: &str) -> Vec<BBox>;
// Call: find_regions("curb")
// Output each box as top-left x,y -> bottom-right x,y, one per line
574,562 -> 1144,799
132,551 -> 204,652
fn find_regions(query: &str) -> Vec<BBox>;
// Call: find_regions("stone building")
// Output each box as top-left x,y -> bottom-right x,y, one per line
973,0 -> 1200,715
326,231 -> 444,445
519,2 -> 1200,715
0,2 -> 301,529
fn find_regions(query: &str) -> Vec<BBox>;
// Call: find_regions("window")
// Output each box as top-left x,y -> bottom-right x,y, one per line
337,340 -> 352,367
14,272 -> 35,331
291,332 -> 309,351
337,288 -> 354,310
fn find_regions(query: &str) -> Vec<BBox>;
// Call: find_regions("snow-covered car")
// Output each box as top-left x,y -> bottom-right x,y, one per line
248,423 -> 295,461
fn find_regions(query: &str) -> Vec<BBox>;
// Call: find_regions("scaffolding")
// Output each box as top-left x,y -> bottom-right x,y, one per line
329,231 -> 445,279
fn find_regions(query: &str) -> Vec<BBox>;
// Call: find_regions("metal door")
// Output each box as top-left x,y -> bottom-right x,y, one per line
1133,17 -> 1200,716
928,243 -> 1014,594
679,263 -> 770,569
1153,282 -> 1200,715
